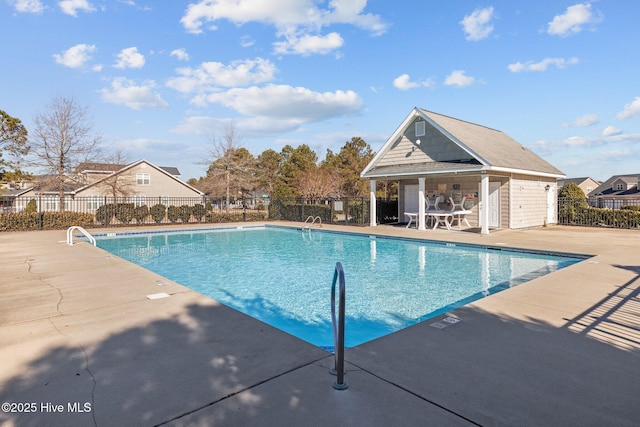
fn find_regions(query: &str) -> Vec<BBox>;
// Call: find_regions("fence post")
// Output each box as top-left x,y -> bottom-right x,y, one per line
38,195 -> 43,230
345,197 -> 349,225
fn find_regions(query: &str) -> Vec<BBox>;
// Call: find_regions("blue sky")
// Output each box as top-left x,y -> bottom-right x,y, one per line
2,1 -> 639,182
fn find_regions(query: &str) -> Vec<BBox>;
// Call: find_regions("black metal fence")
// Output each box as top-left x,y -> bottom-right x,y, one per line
0,195 -> 267,231
558,197 -> 640,229
0,195 -> 399,231
268,197 -> 398,226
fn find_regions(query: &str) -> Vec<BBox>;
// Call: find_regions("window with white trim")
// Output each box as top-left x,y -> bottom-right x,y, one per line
136,173 -> 150,186
415,120 -> 425,137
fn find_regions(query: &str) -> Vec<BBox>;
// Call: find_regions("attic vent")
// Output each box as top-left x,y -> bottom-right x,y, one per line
415,121 -> 425,137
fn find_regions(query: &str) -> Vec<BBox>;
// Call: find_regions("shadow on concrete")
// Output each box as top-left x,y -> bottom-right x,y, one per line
0,302 -> 329,427
563,264 -> 640,351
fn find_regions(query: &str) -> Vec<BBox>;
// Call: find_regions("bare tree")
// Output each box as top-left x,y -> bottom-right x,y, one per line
100,149 -> 135,197
202,123 -> 255,212
295,168 -> 339,201
29,97 -> 103,210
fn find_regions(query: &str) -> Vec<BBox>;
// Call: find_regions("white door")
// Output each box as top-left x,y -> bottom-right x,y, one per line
546,185 -> 556,224
479,182 -> 500,228
488,182 -> 500,228
404,184 -> 419,214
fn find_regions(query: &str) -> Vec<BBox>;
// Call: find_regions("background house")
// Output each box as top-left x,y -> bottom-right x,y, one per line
19,160 -> 203,212
361,108 -> 565,233
558,177 -> 600,197
588,174 -> 640,209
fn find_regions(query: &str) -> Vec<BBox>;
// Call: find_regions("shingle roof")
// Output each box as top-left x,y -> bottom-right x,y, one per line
419,109 -> 564,176
362,108 -> 564,179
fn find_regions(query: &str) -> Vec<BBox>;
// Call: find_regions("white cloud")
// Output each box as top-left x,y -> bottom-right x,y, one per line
393,74 -> 418,91
392,74 -> 434,91
114,47 -> 145,69
13,0 -> 43,13
170,48 -> 190,61
100,78 -> 168,110
181,0 -> 386,34
602,126 -> 622,137
59,0 -> 95,17
563,113 -> 599,127
53,43 -> 96,68
547,3 -> 602,37
172,115 -> 301,137
508,57 -> 579,72
616,97 -> 640,120
444,70 -> 477,87
180,0 -> 387,56
202,84 -> 362,123
166,57 -> 277,94
460,6 -> 494,41
240,35 -> 254,48
273,31 -> 344,56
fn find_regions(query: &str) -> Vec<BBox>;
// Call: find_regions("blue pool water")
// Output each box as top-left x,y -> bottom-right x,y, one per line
95,226 -> 584,348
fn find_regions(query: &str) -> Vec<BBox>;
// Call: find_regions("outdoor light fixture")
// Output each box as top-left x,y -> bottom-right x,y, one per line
416,139 -> 421,145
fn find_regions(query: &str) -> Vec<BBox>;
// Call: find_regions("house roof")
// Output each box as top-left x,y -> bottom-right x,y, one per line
77,162 -> 180,176
590,174 -> 640,197
159,166 -> 180,176
76,162 -> 127,173
0,187 -> 34,197
361,108 -> 564,179
558,177 -> 600,187
74,159 -> 201,195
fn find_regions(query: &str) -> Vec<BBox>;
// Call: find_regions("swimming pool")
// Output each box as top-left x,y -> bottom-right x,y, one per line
95,226 -> 585,348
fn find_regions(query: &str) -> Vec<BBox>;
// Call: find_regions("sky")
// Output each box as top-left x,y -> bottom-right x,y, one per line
1,1 -> 639,182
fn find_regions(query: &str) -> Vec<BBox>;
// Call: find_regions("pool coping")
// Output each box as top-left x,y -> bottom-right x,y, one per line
1,222 -> 639,426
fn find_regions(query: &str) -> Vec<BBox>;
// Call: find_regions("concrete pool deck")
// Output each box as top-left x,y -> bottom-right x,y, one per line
1,222 -> 639,426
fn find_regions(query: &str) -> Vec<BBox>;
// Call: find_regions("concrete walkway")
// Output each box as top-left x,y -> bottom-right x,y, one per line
0,223 -> 639,426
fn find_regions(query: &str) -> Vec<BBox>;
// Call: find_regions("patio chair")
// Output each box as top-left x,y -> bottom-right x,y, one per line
405,197 -> 434,228
449,196 -> 472,229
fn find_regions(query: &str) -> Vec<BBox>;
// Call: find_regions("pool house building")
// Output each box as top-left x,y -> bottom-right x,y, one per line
361,108 -> 565,234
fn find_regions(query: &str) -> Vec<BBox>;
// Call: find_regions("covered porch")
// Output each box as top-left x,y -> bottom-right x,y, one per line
360,108 -> 564,234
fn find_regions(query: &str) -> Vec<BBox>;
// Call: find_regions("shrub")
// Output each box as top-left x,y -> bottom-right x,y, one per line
178,205 -> 192,223
0,211 -> 94,231
204,211 -> 267,223
167,205 -> 180,223
133,205 -> 149,224
192,204 -> 206,221
150,204 -> 166,223
96,204 -> 117,226
115,203 -> 135,224
25,199 -> 37,213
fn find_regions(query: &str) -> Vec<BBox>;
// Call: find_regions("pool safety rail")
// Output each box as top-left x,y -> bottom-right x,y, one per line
302,215 -> 322,232
330,262 -> 348,390
66,226 -> 96,246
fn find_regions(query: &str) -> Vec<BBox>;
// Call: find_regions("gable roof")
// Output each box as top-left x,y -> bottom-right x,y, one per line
590,174 -> 640,197
362,108 -> 564,179
74,159 -> 202,195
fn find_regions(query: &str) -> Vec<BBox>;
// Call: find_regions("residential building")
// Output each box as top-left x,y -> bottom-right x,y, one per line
588,174 -> 640,209
361,108 -> 565,234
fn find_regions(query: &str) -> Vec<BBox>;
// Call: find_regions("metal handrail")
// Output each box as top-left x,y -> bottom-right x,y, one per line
330,262 -> 348,390
302,215 -> 322,231
66,226 -> 96,246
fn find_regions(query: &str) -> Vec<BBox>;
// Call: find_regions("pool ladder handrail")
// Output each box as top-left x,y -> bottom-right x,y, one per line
67,226 -> 96,246
302,215 -> 322,232
330,261 -> 348,390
